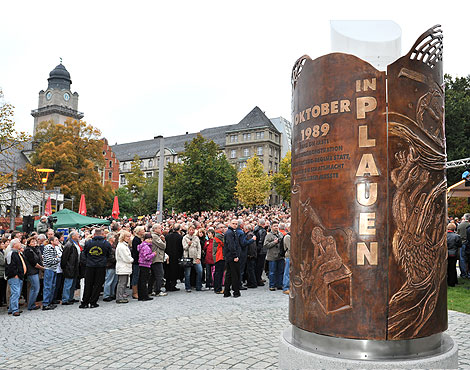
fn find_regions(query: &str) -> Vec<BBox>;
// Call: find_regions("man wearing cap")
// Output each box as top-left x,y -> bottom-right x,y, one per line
36,216 -> 48,235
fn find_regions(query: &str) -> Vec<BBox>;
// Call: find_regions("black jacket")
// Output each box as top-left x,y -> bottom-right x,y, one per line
131,236 -> 142,265
23,246 -> 42,276
83,236 -> 112,268
61,239 -> 80,278
223,226 -> 240,261
5,250 -> 25,280
246,231 -> 257,259
165,231 -> 183,262
447,231 -> 461,257
254,226 -> 267,254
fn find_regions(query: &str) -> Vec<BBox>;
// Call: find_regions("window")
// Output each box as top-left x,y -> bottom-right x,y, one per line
108,171 -> 112,180
231,149 -> 237,159
243,133 -> 251,141
269,161 -> 273,170
256,132 -> 264,139
269,132 -> 273,140
274,163 -> 278,172
239,162 -> 247,169
120,175 -> 126,185
103,150 -> 106,155
140,161 -> 144,169
230,135 -> 238,143
146,172 -> 153,178
257,146 -> 263,155
149,159 -> 154,167
243,148 -> 249,157
269,146 -> 273,156
275,134 -> 279,142
109,160 -> 112,168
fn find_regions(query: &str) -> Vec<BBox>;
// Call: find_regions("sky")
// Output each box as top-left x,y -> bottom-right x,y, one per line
1,0 -> 469,145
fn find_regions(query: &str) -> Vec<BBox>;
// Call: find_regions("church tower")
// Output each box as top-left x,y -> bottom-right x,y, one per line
31,62 -> 84,133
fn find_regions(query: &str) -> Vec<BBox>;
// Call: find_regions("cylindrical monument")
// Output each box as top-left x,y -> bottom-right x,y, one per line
280,25 -> 458,368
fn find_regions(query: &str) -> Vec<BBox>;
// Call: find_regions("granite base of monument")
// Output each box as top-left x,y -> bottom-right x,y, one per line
279,325 -> 458,369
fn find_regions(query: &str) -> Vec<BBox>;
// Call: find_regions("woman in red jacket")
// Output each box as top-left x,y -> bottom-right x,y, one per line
203,229 -> 215,289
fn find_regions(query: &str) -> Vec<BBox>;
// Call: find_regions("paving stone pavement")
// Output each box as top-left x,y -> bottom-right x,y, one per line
0,282 -> 468,369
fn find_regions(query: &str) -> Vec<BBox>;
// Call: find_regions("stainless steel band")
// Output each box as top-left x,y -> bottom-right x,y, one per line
288,326 -> 453,360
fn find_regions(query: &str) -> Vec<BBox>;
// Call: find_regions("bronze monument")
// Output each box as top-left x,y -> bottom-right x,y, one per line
285,25 -> 455,365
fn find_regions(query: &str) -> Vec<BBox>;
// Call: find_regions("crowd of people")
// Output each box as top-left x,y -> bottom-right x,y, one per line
0,206 -> 291,316
447,213 -> 470,287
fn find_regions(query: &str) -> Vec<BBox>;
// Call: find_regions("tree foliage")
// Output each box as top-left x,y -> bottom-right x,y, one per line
445,74 -> 470,185
164,134 -> 237,212
138,177 -> 159,215
23,119 -> 112,215
272,151 -> 291,203
0,90 -> 30,193
448,197 -> 470,218
125,155 -> 146,195
236,156 -> 272,208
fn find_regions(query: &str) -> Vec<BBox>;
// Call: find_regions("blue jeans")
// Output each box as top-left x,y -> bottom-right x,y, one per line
268,259 -> 285,289
62,277 -> 75,303
184,263 -> 202,291
104,268 -> 118,298
7,278 -> 23,314
460,245 -> 467,277
131,264 -> 140,286
283,258 -> 290,291
43,269 -> 57,306
27,274 -> 40,310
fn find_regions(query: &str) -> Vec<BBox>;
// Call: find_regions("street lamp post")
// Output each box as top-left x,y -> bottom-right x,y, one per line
36,169 -> 54,216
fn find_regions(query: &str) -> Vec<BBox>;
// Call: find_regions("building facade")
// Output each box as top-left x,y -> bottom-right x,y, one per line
101,139 -> 120,190
112,107 -> 288,204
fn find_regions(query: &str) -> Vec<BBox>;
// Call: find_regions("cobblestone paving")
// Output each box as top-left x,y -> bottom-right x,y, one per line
0,282 -> 468,369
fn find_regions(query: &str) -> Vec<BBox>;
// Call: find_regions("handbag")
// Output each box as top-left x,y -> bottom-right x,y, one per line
178,257 -> 193,268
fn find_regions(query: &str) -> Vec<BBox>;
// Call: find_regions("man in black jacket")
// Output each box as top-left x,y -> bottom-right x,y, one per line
61,231 -> 80,305
223,219 -> 241,298
164,224 -> 184,291
5,239 -> 26,316
254,219 -> 268,286
447,223 -> 462,287
80,229 -> 111,308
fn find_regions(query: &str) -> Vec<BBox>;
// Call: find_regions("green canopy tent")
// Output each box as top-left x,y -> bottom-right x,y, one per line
16,208 -> 111,231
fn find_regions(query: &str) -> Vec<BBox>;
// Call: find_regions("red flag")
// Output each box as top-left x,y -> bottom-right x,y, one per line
44,196 -> 52,216
112,196 -> 120,219
79,194 -> 87,216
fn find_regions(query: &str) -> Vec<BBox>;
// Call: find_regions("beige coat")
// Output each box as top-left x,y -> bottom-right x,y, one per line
151,233 -> 166,263
182,234 -> 201,260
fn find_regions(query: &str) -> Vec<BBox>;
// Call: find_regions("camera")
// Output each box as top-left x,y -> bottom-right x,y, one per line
47,215 -> 58,229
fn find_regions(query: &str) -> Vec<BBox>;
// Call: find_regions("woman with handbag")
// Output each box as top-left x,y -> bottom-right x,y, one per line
182,225 -> 203,292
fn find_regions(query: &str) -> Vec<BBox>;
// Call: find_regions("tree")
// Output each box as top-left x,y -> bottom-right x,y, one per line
24,119 -> 112,215
272,151 -> 291,203
0,89 -> 30,193
445,74 -> 470,185
139,176 -> 159,215
164,134 -> 237,212
236,156 -> 272,208
107,186 -> 134,217
448,197 -> 470,218
125,155 -> 146,195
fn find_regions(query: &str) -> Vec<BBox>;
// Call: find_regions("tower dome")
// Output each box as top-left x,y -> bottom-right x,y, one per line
47,63 -> 72,90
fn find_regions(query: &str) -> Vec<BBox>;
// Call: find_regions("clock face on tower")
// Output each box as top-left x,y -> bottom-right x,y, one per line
46,91 -> 52,100
64,92 -> 70,101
